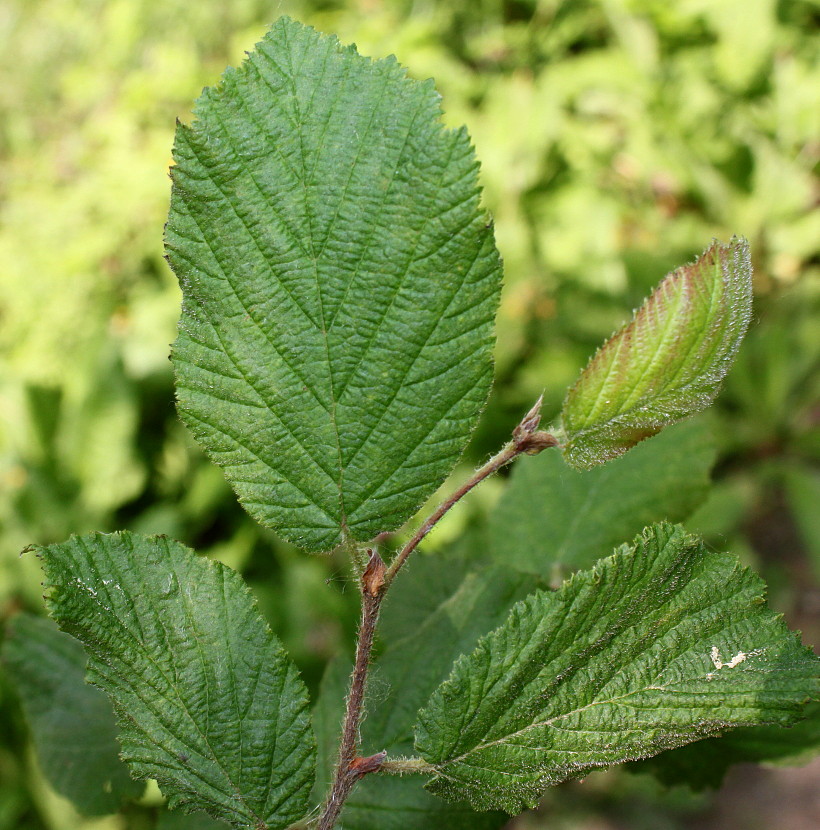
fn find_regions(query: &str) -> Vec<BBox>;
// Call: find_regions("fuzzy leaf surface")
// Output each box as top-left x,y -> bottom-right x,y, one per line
415,523 -> 820,812
165,17 -> 501,551
561,239 -> 752,469
2,613 -> 143,815
488,418 -> 715,575
37,532 -> 315,829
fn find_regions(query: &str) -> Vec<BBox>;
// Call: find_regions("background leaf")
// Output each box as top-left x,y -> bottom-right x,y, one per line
561,239 -> 752,469
37,532 -> 315,830
416,523 -> 820,812
488,417 -> 716,575
783,464 -> 820,582
630,701 -> 820,790
165,16 -> 501,552
1,613 -> 143,816
156,809 -> 232,830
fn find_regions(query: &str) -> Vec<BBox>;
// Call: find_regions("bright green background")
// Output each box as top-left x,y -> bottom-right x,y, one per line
1,1 -> 818,828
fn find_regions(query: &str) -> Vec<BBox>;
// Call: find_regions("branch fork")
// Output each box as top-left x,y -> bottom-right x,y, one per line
315,399 -> 556,828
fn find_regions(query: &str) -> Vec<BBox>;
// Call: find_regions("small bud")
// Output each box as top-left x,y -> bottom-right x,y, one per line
519,430 -> 559,455
348,750 -> 387,778
511,396 -> 556,454
362,549 -> 386,597
512,395 -> 544,442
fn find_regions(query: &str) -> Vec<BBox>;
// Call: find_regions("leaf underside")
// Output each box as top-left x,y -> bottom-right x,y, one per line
561,238 -> 752,469
165,16 -> 501,552
37,532 -> 315,830
415,523 -> 820,813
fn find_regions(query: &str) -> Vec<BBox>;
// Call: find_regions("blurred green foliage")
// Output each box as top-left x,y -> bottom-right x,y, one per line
0,1 -> 817,828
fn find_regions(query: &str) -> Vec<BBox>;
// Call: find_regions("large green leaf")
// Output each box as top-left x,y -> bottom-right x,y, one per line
561,238 -> 752,469
165,16 -> 501,552
2,613 -> 143,815
36,532 -> 315,829
488,418 -> 715,575
415,523 -> 820,812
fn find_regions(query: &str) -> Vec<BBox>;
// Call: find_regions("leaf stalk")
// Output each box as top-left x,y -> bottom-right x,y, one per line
385,395 -> 557,586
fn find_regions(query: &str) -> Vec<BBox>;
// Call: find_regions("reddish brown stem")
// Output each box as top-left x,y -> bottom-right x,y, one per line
316,553 -> 386,830
385,398 -> 557,586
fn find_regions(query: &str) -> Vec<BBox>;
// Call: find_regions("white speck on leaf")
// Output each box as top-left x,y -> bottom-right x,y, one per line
75,577 -> 97,597
707,646 -> 763,679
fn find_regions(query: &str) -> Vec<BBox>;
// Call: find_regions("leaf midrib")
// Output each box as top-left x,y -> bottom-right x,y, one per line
282,25 -> 350,539
256,34 -> 459,535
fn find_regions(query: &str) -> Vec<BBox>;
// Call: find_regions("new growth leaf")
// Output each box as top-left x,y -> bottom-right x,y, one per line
561,239 -> 752,468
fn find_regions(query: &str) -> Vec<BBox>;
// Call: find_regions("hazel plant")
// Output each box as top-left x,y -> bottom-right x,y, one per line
9,17 -> 820,830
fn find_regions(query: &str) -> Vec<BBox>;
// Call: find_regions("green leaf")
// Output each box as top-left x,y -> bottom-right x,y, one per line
488,418 -> 715,575
36,532 -> 315,830
312,656 -> 349,792
560,238 -> 752,469
156,809 -> 232,830
2,613 -> 143,815
630,701 -> 820,790
377,541 -> 479,647
165,16 -> 501,552
784,464 -> 820,581
415,523 -> 820,813
341,777 -> 500,830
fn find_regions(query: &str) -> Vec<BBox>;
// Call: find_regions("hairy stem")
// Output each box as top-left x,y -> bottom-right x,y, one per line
316,553 -> 386,830
385,442 -> 516,585
386,396 -> 557,585
315,399 -> 556,828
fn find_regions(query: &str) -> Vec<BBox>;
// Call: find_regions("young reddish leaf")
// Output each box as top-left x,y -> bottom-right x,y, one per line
560,238 -> 752,469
